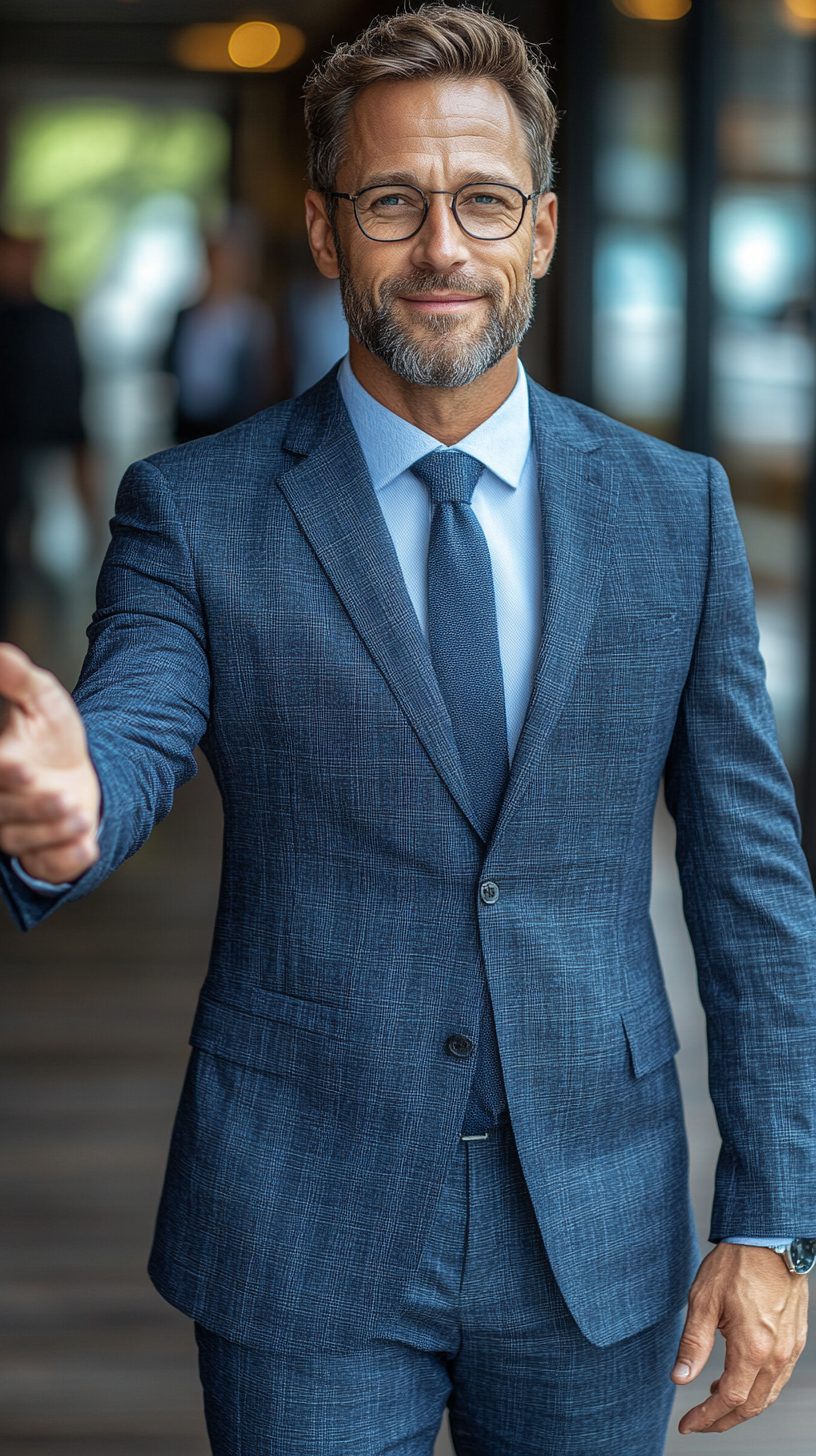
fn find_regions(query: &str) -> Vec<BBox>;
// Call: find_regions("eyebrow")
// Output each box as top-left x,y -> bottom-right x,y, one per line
356,169 -> 525,191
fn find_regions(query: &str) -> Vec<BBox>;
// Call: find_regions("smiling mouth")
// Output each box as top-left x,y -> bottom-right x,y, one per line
398,293 -> 484,311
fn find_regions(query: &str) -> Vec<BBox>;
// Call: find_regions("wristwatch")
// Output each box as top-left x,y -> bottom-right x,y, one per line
772,1238 -> 816,1274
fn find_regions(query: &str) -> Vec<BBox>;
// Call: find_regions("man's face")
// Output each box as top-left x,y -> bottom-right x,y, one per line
306,76 -> 557,388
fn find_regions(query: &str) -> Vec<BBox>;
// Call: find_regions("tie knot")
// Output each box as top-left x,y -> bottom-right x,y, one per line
412,449 -> 484,505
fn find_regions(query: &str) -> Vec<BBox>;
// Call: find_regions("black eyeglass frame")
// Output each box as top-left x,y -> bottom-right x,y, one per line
328,181 -> 542,242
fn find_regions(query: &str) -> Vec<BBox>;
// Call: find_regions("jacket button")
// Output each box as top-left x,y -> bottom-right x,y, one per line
446,1034 -> 475,1059
479,880 -> 500,905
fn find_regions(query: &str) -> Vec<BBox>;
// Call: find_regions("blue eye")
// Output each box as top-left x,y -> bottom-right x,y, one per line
362,188 -> 425,213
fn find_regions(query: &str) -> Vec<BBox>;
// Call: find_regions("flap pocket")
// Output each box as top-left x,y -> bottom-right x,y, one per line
621,1006 -> 680,1079
247,986 -> 346,1037
189,989 -> 347,1077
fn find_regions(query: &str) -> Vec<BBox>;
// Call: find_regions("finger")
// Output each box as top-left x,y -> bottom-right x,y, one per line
0,811 -> 92,856
679,1346 -> 766,1432
19,833 -> 99,885
671,1304 -> 717,1385
703,1360 -> 795,1433
0,792 -> 70,824
0,760 -> 35,791
0,644 -> 58,715
766,1356 -> 798,1405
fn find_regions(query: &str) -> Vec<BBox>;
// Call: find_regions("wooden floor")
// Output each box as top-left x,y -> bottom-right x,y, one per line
0,753 -> 219,1455
1,763 -> 814,1454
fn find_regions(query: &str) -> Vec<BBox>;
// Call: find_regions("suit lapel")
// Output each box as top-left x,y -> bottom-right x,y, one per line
277,378 -> 483,838
492,391 -> 619,842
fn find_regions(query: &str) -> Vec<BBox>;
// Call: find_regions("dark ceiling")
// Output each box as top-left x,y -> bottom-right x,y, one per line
0,1 -> 344,21
0,0 -> 367,70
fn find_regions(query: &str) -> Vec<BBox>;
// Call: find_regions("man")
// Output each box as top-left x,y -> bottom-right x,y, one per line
0,8 -> 814,1453
0,231 -> 90,639
166,213 -> 277,443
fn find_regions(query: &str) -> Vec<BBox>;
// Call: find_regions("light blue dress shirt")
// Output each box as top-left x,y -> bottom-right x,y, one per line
338,355 -> 541,761
12,358 -> 788,1248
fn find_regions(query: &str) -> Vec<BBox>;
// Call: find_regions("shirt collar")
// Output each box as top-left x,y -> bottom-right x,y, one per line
337,354 -> 531,494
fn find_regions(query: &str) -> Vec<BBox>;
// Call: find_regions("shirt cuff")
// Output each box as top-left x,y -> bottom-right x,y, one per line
10,858 -> 73,896
724,1237 -> 792,1250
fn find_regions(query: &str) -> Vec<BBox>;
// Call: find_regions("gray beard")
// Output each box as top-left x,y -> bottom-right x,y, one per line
337,261 -> 535,388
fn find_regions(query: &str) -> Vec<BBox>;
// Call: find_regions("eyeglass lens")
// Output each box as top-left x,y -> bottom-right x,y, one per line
355,183 -> 525,240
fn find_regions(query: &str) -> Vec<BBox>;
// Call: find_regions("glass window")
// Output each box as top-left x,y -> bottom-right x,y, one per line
593,10 -> 685,437
713,0 -> 815,773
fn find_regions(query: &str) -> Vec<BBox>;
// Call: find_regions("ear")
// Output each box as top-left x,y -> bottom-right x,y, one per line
531,192 -> 558,280
305,191 -> 341,280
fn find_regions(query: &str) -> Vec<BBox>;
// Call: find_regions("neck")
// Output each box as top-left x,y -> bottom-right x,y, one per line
347,339 -> 519,445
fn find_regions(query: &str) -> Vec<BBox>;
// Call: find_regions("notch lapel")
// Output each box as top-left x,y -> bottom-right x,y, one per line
277,379 -> 484,839
492,394 -> 619,842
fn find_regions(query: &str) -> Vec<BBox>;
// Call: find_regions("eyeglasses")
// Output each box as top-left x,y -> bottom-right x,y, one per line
329,182 -> 541,242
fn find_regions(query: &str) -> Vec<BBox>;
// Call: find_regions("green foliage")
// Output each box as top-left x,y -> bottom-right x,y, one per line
2,100 -> 229,308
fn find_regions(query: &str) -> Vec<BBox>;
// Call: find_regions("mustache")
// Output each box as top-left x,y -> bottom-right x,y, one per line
380,271 -> 504,305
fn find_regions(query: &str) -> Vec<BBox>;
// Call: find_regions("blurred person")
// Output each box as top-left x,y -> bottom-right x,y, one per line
166,215 -> 276,442
1,8 -> 815,1456
0,232 -> 91,639
287,271 -> 350,395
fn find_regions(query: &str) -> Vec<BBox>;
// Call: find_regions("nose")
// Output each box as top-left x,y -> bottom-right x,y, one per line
408,192 -> 470,271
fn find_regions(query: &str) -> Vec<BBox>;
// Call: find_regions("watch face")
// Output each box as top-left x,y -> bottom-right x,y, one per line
789,1237 -> 816,1274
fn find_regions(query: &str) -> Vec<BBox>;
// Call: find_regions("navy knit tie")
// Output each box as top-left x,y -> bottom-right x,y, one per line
413,448 -> 509,1133
412,450 -> 510,837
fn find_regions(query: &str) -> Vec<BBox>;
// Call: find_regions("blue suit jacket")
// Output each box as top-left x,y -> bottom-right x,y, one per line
3,369 -> 816,1349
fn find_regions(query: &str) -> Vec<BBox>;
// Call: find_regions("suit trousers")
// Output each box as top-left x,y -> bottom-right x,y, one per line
195,1121 -> 684,1455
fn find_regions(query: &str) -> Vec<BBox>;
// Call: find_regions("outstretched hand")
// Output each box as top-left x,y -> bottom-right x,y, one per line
0,643 -> 100,885
672,1242 -> 808,1434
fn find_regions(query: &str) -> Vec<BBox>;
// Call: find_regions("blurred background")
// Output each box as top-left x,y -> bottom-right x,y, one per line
1,1 -> 815,1453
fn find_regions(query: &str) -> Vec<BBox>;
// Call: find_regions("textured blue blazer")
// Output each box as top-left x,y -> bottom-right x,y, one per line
3,369 -> 816,1350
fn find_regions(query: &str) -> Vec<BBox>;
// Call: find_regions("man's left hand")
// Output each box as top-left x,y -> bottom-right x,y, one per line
671,1242 -> 808,1433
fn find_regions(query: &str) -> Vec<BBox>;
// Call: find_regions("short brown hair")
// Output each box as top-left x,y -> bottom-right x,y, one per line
304,4 -> 558,196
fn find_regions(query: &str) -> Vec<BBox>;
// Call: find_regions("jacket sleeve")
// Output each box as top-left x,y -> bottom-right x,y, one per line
663,457 -> 816,1240
0,457 -> 210,931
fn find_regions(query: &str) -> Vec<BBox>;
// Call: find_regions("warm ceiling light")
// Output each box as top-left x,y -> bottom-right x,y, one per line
229,21 -> 281,68
784,0 -> 816,14
612,0 -> 691,17
172,21 -> 305,72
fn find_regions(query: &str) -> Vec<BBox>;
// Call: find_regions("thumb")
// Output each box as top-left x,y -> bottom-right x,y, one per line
0,643 -> 51,715
672,1305 -> 717,1384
